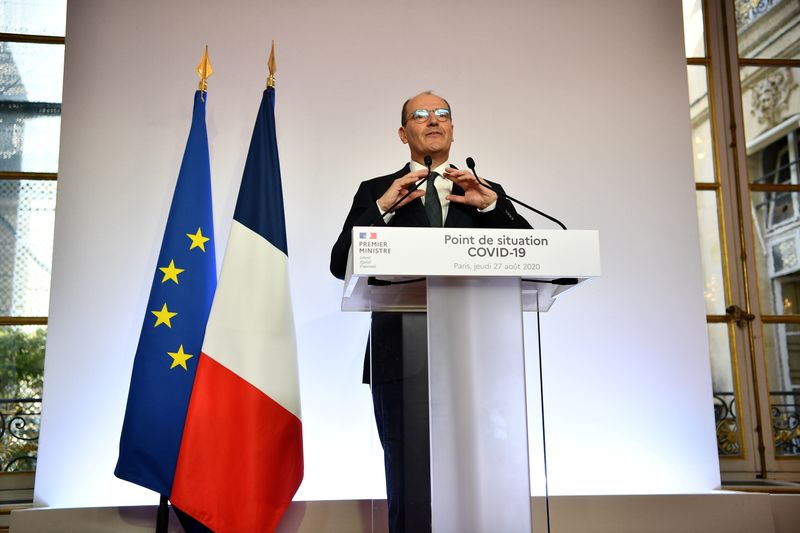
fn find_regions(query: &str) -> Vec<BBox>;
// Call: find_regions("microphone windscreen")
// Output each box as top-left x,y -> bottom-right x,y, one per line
466,157 -> 476,170
424,155 -> 432,168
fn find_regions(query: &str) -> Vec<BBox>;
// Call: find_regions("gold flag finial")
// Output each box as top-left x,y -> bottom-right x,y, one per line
266,40 -> 276,89
196,45 -> 213,93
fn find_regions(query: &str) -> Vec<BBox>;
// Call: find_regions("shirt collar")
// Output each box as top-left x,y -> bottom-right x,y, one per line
409,160 -> 450,176
409,161 -> 453,195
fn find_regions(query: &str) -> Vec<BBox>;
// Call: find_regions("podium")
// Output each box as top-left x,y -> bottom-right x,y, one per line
341,227 -> 600,532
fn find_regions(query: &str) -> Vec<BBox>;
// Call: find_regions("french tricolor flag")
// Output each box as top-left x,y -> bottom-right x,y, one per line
171,86 -> 303,532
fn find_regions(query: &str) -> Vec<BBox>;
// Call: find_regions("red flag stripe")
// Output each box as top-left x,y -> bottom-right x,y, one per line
172,354 -> 303,532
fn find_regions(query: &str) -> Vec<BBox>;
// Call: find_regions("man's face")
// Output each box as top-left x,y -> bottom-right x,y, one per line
398,93 -> 454,163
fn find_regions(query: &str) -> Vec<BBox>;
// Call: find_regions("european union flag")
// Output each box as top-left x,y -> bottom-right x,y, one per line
115,90 -> 216,496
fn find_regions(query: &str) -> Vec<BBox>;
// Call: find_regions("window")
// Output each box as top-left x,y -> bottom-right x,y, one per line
0,0 -> 66,495
683,0 -> 800,478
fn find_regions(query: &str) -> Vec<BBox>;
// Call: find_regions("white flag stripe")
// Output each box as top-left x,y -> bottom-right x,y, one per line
201,220 -> 301,419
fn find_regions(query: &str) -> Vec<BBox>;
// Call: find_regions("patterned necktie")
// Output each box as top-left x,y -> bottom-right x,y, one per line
425,172 -> 442,227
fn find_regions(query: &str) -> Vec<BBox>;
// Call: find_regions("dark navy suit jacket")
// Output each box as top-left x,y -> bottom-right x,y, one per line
330,164 -> 532,383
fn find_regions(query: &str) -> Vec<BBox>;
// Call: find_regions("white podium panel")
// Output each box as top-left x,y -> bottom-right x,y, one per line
427,276 -> 532,533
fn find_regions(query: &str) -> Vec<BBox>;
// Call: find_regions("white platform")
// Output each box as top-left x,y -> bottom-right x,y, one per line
10,492 -> 800,533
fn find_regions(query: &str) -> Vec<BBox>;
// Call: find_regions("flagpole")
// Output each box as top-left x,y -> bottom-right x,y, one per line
156,495 -> 170,533
152,45 -> 213,533
198,44 -> 212,99
266,40 -> 276,89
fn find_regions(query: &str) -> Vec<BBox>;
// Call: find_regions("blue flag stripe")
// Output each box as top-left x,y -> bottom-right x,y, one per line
233,88 -> 289,256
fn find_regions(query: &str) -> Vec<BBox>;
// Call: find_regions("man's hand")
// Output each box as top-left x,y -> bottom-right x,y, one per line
444,168 -> 497,210
377,169 -> 428,212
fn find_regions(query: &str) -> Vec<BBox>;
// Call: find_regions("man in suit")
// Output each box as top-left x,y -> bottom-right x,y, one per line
330,91 -> 531,533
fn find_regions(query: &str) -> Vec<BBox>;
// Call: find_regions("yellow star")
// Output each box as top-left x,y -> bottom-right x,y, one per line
167,344 -> 193,370
186,227 -> 210,252
159,259 -> 184,284
151,303 -> 177,328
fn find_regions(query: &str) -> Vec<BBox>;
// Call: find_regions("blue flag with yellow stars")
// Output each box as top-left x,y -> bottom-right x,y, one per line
115,90 -> 216,496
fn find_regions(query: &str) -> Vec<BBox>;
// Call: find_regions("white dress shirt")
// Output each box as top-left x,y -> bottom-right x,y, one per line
378,160 -> 496,223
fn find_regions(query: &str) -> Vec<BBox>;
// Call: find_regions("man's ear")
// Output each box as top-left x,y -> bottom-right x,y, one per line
398,126 -> 408,144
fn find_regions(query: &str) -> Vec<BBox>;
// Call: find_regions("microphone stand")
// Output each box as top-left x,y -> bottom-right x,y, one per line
466,158 -> 567,230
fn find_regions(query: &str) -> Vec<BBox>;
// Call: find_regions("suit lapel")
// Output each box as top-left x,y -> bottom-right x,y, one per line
402,198 -> 430,227
444,182 -> 470,228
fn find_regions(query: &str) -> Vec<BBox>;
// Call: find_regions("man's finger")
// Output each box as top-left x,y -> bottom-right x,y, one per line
398,169 -> 428,183
397,189 -> 425,207
444,171 -> 477,184
446,194 -> 468,204
443,168 -> 470,179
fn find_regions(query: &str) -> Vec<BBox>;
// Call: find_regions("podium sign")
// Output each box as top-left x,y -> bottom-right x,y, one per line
343,227 -> 600,313
351,227 -> 600,278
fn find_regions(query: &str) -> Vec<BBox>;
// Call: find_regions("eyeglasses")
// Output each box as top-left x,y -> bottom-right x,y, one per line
404,108 -> 451,125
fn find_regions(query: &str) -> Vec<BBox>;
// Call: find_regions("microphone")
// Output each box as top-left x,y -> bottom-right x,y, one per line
423,154 -> 436,186
368,156 -> 434,226
466,156 -> 499,195
466,156 -> 567,230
